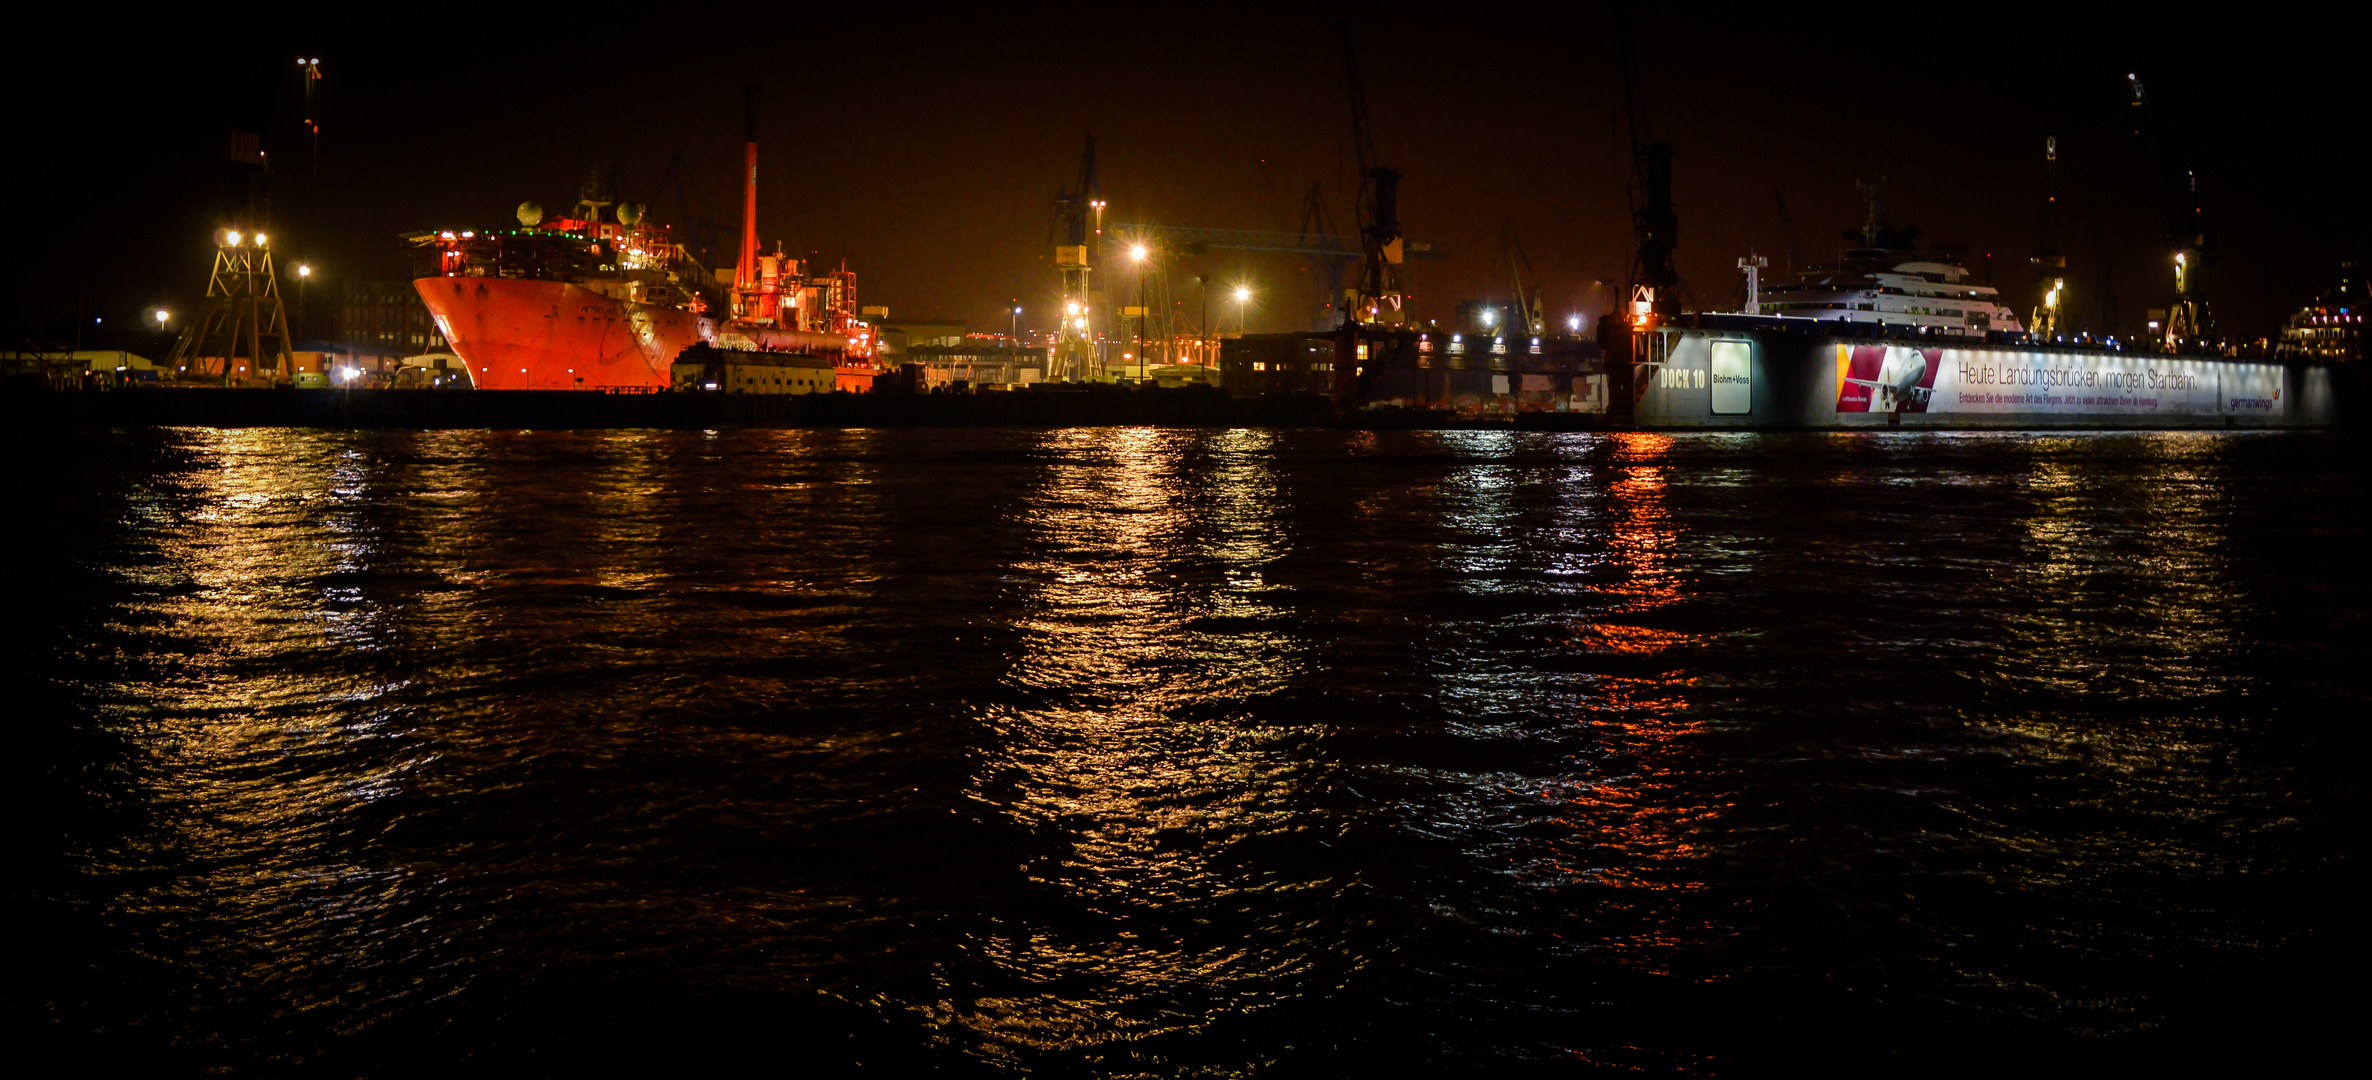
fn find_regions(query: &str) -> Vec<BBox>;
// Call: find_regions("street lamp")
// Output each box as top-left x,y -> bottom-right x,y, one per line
1234,285 -> 1251,337
296,263 -> 312,343
1131,244 -> 1149,380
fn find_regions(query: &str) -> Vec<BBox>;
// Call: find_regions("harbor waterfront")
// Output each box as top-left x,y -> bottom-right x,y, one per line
10,426 -> 2363,1072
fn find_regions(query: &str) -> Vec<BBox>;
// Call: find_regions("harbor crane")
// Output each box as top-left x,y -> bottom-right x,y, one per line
1338,20 -> 1406,327
1300,181 -> 1348,331
2030,135 -> 2067,339
2128,73 -> 2214,350
1050,136 -> 1103,380
1498,220 -> 1543,336
1600,1 -> 1678,423
165,128 -> 293,384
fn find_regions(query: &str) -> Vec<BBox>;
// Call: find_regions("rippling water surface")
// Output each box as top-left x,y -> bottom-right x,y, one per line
8,428 -> 2365,1074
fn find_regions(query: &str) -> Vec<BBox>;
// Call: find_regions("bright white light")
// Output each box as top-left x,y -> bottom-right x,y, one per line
225,230 -> 243,246
297,264 -> 311,277
1234,286 -> 1250,303
1567,315 -> 1581,331
1481,309 -> 1496,325
1130,244 -> 1148,262
1065,301 -> 1080,315
255,233 -> 268,246
154,310 -> 170,324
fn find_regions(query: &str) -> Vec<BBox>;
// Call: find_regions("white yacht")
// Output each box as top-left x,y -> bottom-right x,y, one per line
1755,190 -> 2025,338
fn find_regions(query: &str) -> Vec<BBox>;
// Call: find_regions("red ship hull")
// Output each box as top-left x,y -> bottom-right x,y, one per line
418,277 -> 706,390
418,276 -> 856,391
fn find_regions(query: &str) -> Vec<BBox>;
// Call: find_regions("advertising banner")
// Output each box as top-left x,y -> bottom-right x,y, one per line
1832,344 -> 2285,417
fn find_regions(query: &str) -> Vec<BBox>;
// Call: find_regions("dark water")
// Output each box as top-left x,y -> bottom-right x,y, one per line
7,428 -> 2365,1074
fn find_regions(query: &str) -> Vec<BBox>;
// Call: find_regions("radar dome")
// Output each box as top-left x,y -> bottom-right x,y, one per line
618,202 -> 643,226
516,201 -> 543,226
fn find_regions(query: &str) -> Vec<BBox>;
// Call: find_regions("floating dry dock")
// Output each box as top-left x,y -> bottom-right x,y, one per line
1625,317 -> 2339,428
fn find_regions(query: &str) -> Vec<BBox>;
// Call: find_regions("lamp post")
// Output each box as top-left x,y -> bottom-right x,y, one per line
296,263 -> 312,343
1131,243 -> 1149,381
1196,275 -> 1209,367
1234,285 -> 1251,337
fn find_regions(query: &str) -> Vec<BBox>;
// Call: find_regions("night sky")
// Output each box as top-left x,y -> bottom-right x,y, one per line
15,11 -> 2360,348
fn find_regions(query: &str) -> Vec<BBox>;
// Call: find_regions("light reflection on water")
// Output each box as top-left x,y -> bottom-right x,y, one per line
9,427 -> 2363,1073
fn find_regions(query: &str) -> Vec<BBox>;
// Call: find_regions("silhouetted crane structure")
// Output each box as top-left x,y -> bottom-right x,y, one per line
165,131 -> 292,384
2029,136 -> 2067,338
1338,21 -> 1405,327
2128,73 -> 2214,350
1299,181 -> 1348,331
1050,136 -> 1103,379
1599,2 -> 1675,423
1498,219 -> 1543,337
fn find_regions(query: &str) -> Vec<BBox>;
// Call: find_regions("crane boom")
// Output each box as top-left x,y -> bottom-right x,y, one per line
1338,20 -> 1404,326
1501,219 -> 1542,336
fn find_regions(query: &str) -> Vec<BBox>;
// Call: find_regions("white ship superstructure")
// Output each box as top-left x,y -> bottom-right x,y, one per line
1754,190 -> 2025,338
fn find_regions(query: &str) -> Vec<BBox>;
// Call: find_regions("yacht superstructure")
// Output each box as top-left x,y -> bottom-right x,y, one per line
1754,188 -> 2024,338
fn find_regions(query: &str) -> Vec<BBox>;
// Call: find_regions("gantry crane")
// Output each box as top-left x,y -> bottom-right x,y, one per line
1050,136 -> 1103,380
1339,21 -> 1406,327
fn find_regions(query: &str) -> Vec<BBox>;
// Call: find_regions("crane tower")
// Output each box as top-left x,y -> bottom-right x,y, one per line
2030,135 -> 2067,339
1051,137 -> 1103,380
